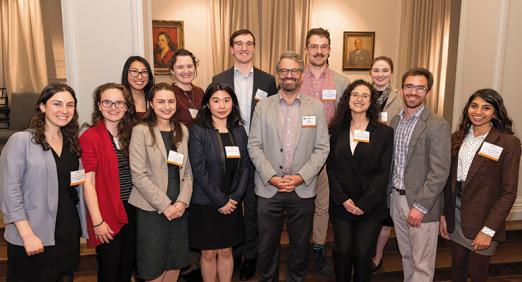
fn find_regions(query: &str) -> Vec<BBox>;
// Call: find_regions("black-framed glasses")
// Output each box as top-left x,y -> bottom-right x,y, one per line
233,41 -> 255,48
403,84 -> 429,94
100,100 -> 126,109
278,68 -> 301,75
129,69 -> 149,78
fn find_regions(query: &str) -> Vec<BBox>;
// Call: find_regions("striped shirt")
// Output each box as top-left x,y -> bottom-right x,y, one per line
279,93 -> 302,175
110,135 -> 133,201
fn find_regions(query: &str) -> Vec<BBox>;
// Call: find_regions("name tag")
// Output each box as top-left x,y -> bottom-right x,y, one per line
167,150 -> 184,167
379,112 -> 388,123
478,142 -> 503,161
353,130 -> 370,143
70,169 -> 86,186
189,108 -> 198,119
302,115 -> 317,128
255,89 -> 268,101
321,90 -> 336,102
225,146 -> 241,158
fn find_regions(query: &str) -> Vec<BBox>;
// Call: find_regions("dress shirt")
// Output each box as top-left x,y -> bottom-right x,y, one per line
279,94 -> 301,175
234,66 -> 254,132
300,67 -> 337,123
457,127 -> 488,182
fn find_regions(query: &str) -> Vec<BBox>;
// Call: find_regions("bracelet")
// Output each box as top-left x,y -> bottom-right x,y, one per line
93,220 -> 104,228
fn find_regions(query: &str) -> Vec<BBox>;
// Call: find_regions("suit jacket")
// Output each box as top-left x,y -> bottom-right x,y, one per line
129,123 -> 193,212
248,92 -> 330,199
212,67 -> 278,121
443,128 -> 521,241
327,122 -> 394,221
0,130 -> 88,246
388,107 -> 451,222
348,48 -> 372,67
188,124 -> 253,208
381,87 -> 403,125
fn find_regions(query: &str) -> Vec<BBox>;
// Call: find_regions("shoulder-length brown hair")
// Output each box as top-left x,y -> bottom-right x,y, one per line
29,82 -> 81,157
90,83 -> 138,156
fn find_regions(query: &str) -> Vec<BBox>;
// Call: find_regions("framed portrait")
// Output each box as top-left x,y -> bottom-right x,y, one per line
152,20 -> 184,75
342,32 -> 375,71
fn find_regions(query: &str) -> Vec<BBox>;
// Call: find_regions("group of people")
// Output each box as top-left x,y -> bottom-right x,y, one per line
0,27 -> 519,282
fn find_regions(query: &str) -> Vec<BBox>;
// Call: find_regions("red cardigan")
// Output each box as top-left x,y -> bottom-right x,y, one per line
79,121 -> 128,247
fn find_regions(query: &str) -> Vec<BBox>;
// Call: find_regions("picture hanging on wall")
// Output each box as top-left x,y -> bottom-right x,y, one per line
152,20 -> 184,74
342,31 -> 375,71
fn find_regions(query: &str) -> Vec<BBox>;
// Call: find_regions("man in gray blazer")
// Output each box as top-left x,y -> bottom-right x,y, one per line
248,51 -> 330,282
389,68 -> 451,282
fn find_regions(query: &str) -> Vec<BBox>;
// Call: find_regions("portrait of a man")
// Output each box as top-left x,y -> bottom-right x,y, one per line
343,32 -> 375,71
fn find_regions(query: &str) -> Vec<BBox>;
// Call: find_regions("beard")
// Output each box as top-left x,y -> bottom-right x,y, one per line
281,78 -> 300,92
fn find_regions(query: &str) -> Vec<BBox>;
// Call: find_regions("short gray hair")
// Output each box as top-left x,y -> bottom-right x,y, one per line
276,51 -> 304,72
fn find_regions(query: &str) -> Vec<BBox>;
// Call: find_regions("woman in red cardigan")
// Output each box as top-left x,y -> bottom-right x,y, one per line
79,83 -> 138,281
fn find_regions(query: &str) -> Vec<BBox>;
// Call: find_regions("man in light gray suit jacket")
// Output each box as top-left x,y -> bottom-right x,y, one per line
248,52 -> 330,282
388,68 -> 451,282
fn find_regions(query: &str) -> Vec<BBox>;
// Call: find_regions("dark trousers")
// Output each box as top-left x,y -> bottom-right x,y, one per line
242,182 -> 258,260
95,202 -> 137,282
257,192 -> 315,282
451,241 -> 491,282
332,217 -> 381,282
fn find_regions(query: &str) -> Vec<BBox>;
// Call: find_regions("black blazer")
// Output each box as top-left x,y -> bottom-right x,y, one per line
327,122 -> 394,221
188,124 -> 253,208
212,67 -> 278,121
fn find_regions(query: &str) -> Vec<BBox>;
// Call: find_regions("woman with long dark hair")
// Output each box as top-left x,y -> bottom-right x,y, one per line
188,82 -> 252,282
0,82 -> 83,281
440,89 -> 521,282
129,82 -> 192,281
327,80 -> 393,281
80,83 -> 138,281
121,56 -> 155,118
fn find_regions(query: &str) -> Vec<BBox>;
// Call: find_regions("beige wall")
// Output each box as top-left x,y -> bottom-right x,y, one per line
454,0 -> 522,220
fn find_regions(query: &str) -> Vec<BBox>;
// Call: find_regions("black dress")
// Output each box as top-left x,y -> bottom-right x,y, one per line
189,133 -> 244,250
7,141 -> 81,282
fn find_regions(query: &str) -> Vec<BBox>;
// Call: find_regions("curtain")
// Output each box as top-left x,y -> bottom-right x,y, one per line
0,0 -> 48,103
210,0 -> 311,76
396,0 -> 452,116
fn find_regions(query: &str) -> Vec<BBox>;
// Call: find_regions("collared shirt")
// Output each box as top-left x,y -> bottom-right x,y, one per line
300,66 -> 337,123
279,92 -> 302,175
457,127 -> 489,182
234,66 -> 254,133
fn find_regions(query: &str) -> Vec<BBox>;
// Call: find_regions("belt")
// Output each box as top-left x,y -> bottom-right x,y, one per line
392,187 -> 406,195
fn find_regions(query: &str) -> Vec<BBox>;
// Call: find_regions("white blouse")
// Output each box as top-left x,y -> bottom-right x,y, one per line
457,127 -> 488,181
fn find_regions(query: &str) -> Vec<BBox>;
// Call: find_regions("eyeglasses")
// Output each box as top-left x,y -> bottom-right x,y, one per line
403,84 -> 428,94
351,92 -> 371,100
233,41 -> 255,48
278,68 -> 301,75
129,69 -> 149,78
308,44 -> 330,51
100,100 -> 126,109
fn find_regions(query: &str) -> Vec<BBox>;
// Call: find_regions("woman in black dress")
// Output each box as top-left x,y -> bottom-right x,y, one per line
188,82 -> 252,282
0,83 -> 83,282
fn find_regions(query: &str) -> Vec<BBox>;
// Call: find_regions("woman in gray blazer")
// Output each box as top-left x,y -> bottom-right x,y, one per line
0,83 -> 83,282
129,82 -> 193,281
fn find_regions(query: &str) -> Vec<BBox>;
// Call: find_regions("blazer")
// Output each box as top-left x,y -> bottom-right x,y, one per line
348,48 -> 372,67
129,123 -> 193,212
443,128 -> 521,241
212,67 -> 278,121
388,107 -> 451,222
0,130 -> 88,246
327,122 -> 394,221
248,92 -> 330,199
381,87 -> 403,125
188,124 -> 253,208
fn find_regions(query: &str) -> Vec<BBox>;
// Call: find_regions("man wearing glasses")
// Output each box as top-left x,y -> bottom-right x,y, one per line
212,29 -> 277,280
248,52 -> 329,282
389,68 -> 451,282
300,27 -> 349,276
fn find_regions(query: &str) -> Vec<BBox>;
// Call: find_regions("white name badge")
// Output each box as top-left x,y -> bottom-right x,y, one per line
70,169 -> 86,186
379,112 -> 388,123
302,115 -> 317,128
167,150 -> 184,167
254,89 -> 268,101
321,89 -> 337,102
353,129 -> 370,143
225,146 -> 241,158
189,108 -> 198,119
478,142 -> 503,161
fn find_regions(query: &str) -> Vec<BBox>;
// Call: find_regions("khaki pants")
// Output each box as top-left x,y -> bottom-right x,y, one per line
313,166 -> 329,244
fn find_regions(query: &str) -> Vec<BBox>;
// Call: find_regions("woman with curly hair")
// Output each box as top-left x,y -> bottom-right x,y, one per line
80,83 -> 138,281
0,82 -> 83,281
327,79 -> 394,281
440,89 -> 521,282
